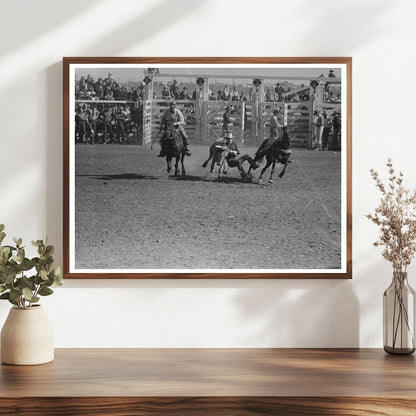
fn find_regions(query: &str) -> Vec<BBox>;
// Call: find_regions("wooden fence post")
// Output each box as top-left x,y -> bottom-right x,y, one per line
196,78 -> 209,143
199,78 -> 209,143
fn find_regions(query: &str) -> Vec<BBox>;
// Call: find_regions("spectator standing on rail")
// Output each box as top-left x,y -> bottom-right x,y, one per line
94,78 -> 104,99
180,87 -> 191,100
170,80 -> 180,99
230,86 -> 240,101
275,83 -> 285,101
313,109 -> 323,150
162,85 -> 170,99
104,72 -> 114,88
321,111 -> 332,151
222,106 -> 233,133
89,103 -> 100,145
158,101 -> 191,157
116,105 -> 130,144
104,88 -> 114,100
328,69 -> 336,78
79,103 -> 92,144
331,111 -> 341,150
223,84 -> 230,101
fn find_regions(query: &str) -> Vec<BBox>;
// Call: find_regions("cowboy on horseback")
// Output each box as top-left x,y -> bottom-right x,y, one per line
158,101 -> 191,157
254,108 -> 290,164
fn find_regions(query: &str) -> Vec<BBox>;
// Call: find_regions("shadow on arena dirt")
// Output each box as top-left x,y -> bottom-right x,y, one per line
79,173 -> 159,181
172,175 -> 257,185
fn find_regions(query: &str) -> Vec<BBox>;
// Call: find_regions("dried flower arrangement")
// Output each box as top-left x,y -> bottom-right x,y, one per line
366,159 -> 416,272
367,159 -> 416,354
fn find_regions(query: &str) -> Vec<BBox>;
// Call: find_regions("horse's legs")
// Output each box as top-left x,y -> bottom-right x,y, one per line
166,157 -> 171,173
279,163 -> 288,179
268,159 -> 277,184
174,156 -> 180,176
258,160 -> 272,183
278,153 -> 291,178
181,154 -> 186,176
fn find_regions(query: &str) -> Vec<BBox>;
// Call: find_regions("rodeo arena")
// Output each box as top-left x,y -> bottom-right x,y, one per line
74,67 -> 343,271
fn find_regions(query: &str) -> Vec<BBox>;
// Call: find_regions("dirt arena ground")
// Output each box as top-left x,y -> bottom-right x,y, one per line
75,143 -> 342,270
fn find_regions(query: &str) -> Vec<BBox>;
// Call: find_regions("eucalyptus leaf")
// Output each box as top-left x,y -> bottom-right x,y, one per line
9,288 -> 21,301
39,269 -> 48,281
22,287 -> 34,301
0,246 -> 10,256
20,258 -> 34,271
45,245 -> 55,256
0,224 -> 5,232
3,271 -> 17,284
0,232 -> 6,244
38,287 -> 54,296
42,277 -> 54,287
17,276 -> 35,290
0,292 -> 9,299
17,248 -> 25,263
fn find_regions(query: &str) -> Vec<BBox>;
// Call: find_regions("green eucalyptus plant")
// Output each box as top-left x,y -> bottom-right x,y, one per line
0,224 -> 62,309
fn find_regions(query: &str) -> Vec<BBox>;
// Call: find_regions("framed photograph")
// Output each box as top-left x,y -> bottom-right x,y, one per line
63,57 -> 352,279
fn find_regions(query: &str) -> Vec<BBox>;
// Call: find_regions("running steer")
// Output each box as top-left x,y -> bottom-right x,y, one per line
202,141 -> 230,179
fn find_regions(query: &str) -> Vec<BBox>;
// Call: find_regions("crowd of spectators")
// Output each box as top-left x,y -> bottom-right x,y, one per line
75,73 -> 339,104
75,102 -> 141,145
75,73 -> 144,101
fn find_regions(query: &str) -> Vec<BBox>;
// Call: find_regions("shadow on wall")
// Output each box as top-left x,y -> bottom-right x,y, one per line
1,0 -> 101,57
233,280 -> 359,348
291,0 -> 394,52
46,0 -> 205,263
82,0 -> 207,55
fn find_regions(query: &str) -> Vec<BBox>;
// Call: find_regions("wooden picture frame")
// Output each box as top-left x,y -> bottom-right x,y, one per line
63,57 -> 352,279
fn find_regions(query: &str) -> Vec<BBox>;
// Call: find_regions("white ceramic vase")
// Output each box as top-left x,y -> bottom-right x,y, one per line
1,305 -> 54,365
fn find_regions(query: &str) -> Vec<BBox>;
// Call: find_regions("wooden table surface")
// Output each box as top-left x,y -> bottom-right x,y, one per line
1,348 -> 416,415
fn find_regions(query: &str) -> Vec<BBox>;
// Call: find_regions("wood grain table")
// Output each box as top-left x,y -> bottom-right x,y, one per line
0,348 -> 415,415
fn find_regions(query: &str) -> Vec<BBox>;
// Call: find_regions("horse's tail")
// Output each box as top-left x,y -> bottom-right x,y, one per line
202,158 -> 210,168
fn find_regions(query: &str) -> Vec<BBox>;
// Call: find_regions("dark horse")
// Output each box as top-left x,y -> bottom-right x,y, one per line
164,127 -> 186,176
247,126 -> 292,184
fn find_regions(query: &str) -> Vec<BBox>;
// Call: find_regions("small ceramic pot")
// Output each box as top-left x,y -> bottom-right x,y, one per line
1,305 -> 54,365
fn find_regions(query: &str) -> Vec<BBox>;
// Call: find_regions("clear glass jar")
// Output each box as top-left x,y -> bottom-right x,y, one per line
383,271 -> 415,355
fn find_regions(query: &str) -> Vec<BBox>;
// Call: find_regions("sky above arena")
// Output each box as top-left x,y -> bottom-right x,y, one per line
75,66 -> 342,84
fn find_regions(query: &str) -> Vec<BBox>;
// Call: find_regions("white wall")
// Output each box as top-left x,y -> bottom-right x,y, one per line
1,0 -> 415,347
